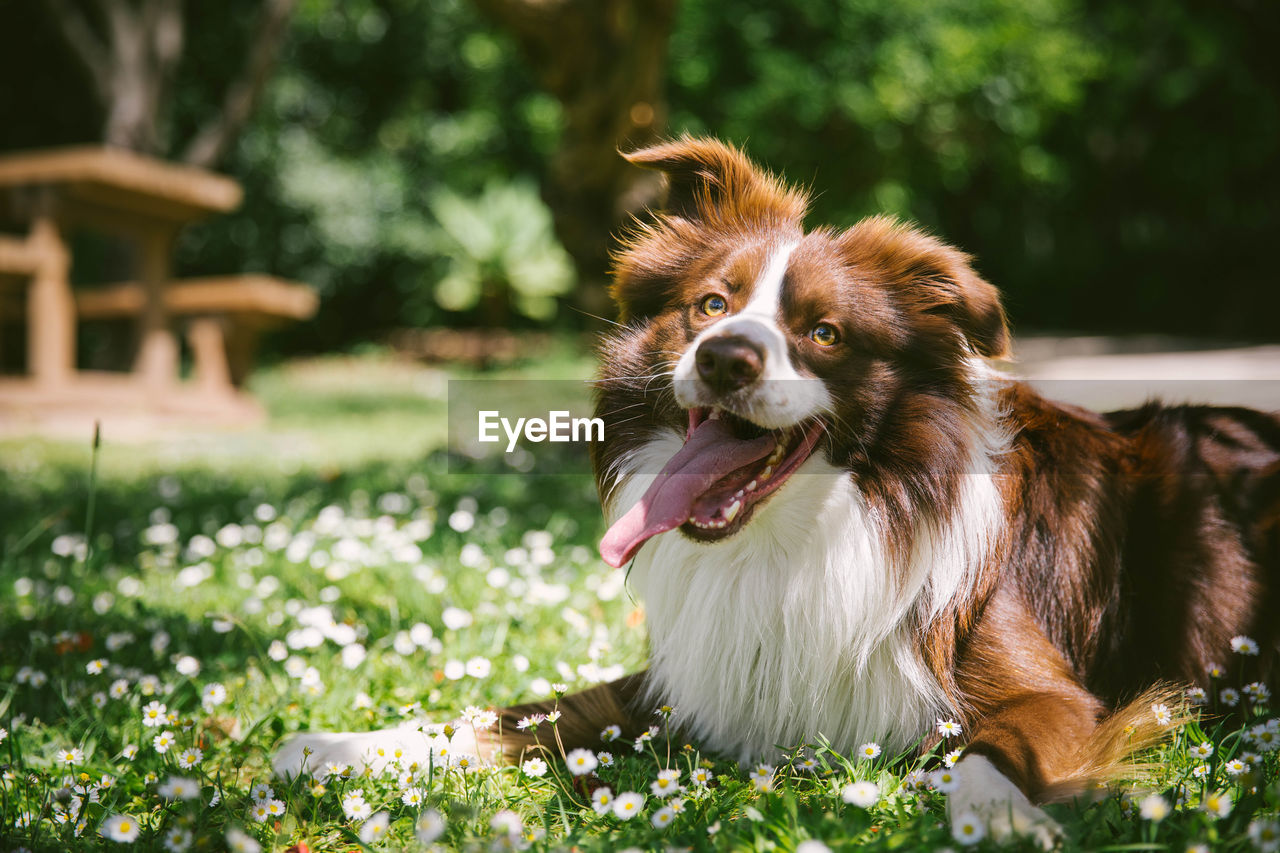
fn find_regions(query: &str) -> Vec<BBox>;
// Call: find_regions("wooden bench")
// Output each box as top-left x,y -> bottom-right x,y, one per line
76,275 -> 317,392
0,233 -> 46,277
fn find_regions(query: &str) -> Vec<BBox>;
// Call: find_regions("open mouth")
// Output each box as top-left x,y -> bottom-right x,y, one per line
599,406 -> 825,567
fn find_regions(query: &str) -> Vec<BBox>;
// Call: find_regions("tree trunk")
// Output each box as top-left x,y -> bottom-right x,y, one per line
47,0 -> 294,167
471,0 -> 679,321
182,0 -> 298,169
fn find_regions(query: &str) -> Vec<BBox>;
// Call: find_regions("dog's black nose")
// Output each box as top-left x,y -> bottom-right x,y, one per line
695,335 -> 764,393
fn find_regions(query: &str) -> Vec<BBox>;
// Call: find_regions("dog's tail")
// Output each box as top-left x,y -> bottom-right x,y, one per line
1041,683 -> 1189,801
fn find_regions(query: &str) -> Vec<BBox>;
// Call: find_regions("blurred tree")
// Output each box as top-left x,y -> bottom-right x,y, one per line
472,0 -> 679,315
3,0 -> 1275,347
665,0 -> 1279,337
45,0 -> 297,167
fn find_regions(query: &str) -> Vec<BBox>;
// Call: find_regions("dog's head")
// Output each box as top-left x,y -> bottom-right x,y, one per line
596,136 -> 1009,567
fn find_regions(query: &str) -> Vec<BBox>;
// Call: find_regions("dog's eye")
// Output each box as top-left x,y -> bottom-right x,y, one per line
700,294 -> 728,316
810,323 -> 840,346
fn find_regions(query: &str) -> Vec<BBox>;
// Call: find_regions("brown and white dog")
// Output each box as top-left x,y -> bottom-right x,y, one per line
277,137 -> 1280,840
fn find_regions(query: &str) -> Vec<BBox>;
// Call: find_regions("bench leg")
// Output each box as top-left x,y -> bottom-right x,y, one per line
27,214 -> 74,387
186,317 -> 235,396
132,228 -> 179,390
224,322 -> 261,388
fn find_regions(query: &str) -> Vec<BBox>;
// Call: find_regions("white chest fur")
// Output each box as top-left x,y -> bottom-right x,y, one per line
607,429 -> 1003,763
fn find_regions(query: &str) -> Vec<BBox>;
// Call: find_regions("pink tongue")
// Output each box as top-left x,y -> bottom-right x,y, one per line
599,417 -> 776,567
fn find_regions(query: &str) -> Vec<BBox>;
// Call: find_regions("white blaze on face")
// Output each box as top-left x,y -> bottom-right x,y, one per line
673,240 -> 830,428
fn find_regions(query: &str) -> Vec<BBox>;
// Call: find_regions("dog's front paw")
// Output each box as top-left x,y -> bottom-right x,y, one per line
272,723 -> 481,780
949,756 -> 1062,849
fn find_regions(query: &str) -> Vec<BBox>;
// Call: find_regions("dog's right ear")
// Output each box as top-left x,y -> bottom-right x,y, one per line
622,136 -> 807,226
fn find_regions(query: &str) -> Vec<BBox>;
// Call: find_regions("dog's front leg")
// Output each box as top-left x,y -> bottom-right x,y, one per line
482,670 -> 654,762
951,689 -> 1102,848
951,592 -> 1111,847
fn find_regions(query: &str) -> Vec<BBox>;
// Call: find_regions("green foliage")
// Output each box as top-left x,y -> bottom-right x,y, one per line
173,0 -> 570,348
1,0 -> 1276,349
665,0 -> 1279,337
429,180 -> 575,323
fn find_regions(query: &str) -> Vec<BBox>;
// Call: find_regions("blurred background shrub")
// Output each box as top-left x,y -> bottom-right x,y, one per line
1,0 -> 1276,356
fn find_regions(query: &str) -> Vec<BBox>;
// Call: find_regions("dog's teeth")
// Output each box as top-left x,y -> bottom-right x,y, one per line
746,480 -> 757,492
724,500 -> 741,522
760,466 -> 773,481
735,489 -> 744,499
708,409 -> 721,420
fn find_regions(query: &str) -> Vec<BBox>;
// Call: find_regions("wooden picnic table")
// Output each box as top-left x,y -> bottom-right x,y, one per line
0,146 -> 315,428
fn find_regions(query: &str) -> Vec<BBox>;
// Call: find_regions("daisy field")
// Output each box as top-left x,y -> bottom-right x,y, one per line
2,352 -> 1280,852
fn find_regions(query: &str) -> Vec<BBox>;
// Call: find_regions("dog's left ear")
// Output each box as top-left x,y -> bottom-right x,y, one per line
841,217 -> 1011,359
622,135 -> 807,226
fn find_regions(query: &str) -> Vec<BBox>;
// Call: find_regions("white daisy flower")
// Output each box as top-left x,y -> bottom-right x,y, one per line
226,826 -> 261,853
152,731 -> 175,753
57,747 -> 85,766
158,776 -> 199,801
416,809 -> 445,844
1231,635 -> 1259,655
141,701 -> 167,728
612,791 -> 645,819
163,827 -> 192,852
592,787 -> 614,814
201,683 -> 227,710
841,780 -> 879,808
858,742 -> 882,760
1249,818 -> 1280,853
100,813 -> 141,842
358,811 -> 389,843
342,792 -> 372,821
490,810 -> 522,836
932,768 -> 959,793
650,769 -> 682,797
565,748 -> 598,776
1139,794 -> 1170,821
651,805 -> 675,828
1203,789 -> 1233,818
936,718 -> 962,737
522,757 -> 548,778
176,747 -> 203,769
951,810 -> 986,845
1244,682 -> 1271,702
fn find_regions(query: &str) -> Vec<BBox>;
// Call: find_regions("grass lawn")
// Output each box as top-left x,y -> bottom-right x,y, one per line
2,346 -> 1278,851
